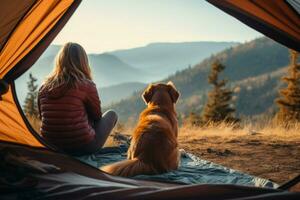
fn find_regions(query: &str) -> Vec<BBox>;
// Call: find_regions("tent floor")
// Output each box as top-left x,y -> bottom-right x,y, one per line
1,141 -> 299,199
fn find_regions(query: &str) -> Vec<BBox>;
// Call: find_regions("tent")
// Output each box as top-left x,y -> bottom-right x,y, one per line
208,0 -> 300,52
0,0 -> 299,199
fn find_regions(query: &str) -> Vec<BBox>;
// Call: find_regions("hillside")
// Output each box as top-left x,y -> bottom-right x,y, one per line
99,82 -> 147,106
109,37 -> 290,122
88,54 -> 151,87
111,41 -> 239,80
234,67 -> 287,117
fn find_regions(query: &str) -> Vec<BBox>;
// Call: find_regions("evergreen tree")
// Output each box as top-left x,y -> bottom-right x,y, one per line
23,73 -> 39,118
201,60 -> 239,124
275,50 -> 300,123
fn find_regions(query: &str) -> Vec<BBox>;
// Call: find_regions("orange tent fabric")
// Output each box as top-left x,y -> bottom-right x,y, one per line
208,0 -> 300,52
0,0 -> 73,78
0,0 -> 36,50
0,85 -> 41,146
0,0 -> 81,147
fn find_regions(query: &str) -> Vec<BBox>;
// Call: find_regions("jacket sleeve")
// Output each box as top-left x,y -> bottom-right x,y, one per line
84,82 -> 102,120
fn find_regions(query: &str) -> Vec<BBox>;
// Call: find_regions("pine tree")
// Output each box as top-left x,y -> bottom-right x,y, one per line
201,60 -> 239,124
275,50 -> 300,123
23,73 -> 39,118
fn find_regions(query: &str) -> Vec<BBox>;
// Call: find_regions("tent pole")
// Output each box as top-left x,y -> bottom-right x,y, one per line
278,175 -> 300,190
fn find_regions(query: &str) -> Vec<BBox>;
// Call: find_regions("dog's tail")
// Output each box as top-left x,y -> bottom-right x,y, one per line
100,158 -> 154,177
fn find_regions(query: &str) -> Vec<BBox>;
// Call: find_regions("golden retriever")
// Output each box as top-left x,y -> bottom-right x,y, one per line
100,81 -> 180,177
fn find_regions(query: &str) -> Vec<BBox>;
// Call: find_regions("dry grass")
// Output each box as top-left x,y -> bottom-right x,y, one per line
178,122 -> 300,184
180,121 -> 300,143
26,116 -> 41,133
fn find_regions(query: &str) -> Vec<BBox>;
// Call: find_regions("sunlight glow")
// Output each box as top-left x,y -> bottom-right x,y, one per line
53,0 -> 262,53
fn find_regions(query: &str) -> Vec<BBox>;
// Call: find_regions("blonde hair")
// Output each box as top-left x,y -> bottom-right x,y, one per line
42,42 -> 92,92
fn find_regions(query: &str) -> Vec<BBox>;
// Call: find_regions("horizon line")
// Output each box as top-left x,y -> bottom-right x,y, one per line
51,37 -> 263,54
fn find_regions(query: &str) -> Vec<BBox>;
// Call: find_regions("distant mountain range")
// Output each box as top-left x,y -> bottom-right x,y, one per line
16,41 -> 237,105
88,54 -> 150,87
110,41 -> 239,80
108,37 -> 290,122
100,82 -> 147,106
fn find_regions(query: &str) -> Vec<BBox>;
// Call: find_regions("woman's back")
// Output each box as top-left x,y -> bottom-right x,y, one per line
38,79 -> 101,152
38,42 -> 117,155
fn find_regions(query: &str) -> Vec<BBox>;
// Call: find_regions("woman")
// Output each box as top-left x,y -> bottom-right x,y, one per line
38,42 -> 118,156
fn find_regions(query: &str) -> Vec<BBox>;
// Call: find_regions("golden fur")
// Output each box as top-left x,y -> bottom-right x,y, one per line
100,82 -> 180,177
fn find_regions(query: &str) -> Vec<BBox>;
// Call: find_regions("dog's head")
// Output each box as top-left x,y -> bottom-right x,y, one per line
142,81 -> 180,105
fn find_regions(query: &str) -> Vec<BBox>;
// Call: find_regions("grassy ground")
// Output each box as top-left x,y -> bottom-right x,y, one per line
178,123 -> 300,184
109,122 -> 300,185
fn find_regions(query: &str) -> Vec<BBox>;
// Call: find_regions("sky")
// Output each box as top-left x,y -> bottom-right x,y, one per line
53,0 -> 262,53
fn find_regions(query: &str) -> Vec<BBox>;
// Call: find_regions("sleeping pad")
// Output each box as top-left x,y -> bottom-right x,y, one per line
76,145 -> 278,188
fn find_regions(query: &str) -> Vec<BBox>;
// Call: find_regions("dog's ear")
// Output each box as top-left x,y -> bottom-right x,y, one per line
142,84 -> 154,104
167,81 -> 180,103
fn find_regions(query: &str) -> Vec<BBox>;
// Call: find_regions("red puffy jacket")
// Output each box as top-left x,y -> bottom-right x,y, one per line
38,80 -> 102,152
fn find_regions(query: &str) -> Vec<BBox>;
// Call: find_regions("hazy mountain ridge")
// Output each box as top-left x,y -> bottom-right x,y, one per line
111,41 -> 239,80
88,53 -> 151,87
99,82 -> 147,106
16,41 -> 236,105
108,37 -> 290,122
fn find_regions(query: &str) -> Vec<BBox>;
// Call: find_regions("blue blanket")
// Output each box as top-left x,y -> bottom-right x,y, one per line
76,145 -> 278,188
